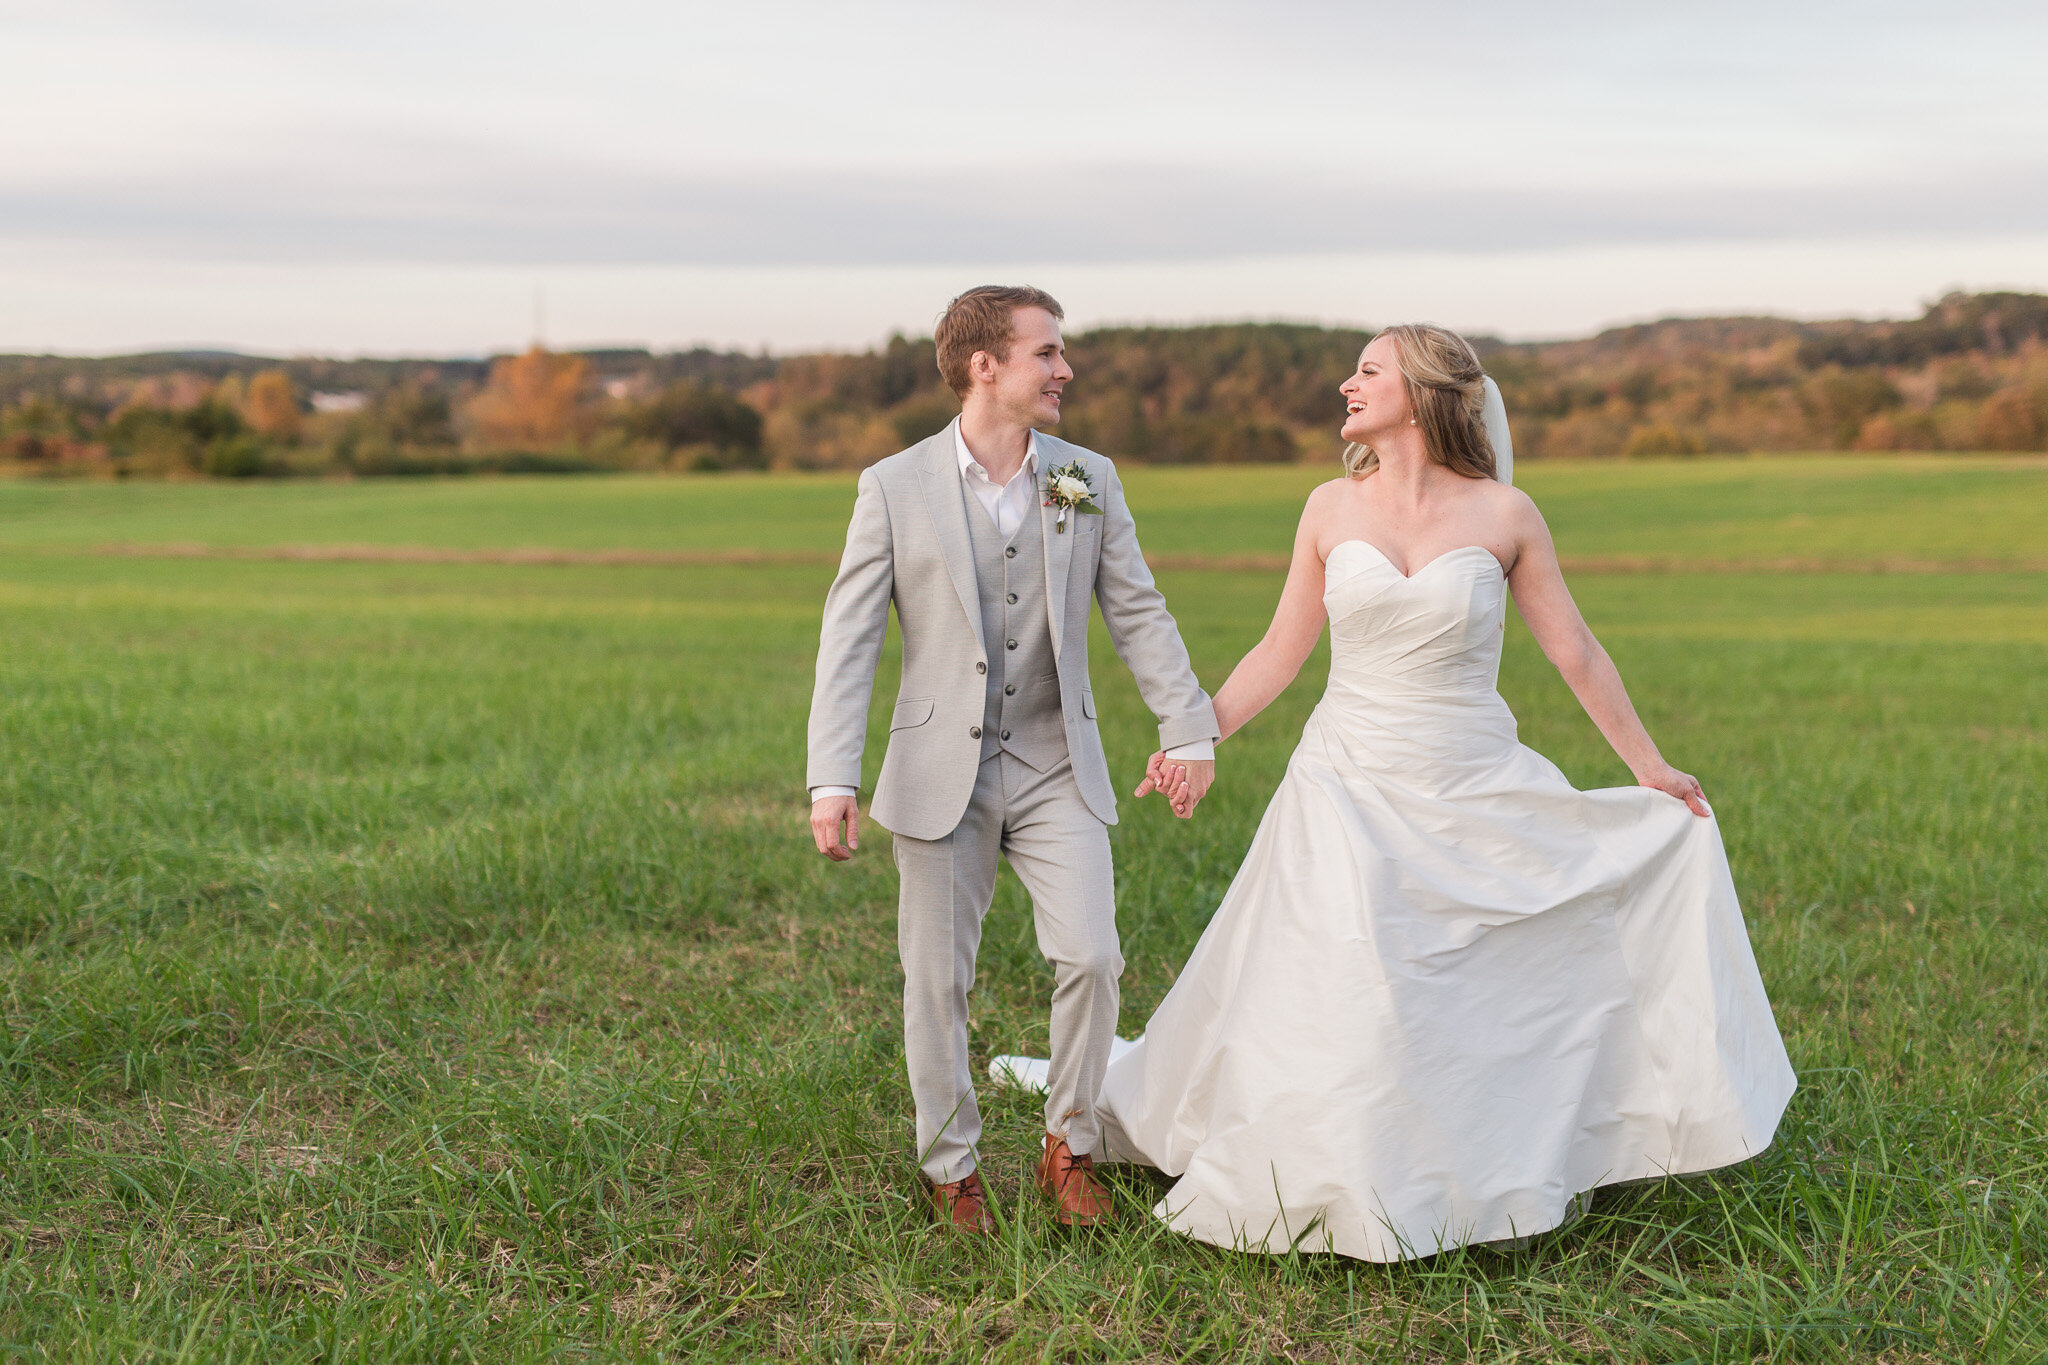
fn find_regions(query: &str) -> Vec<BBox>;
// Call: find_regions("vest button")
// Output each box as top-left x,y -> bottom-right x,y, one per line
1006,592 -> 1018,604
1004,684 -> 1015,696
975,661 -> 986,675
1006,638 -> 1018,650
1000,729 -> 1010,741
969,726 -> 982,739
1004,546 -> 1017,558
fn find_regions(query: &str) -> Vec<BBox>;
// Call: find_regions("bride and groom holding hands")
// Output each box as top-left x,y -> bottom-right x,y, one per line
806,285 -> 1795,1259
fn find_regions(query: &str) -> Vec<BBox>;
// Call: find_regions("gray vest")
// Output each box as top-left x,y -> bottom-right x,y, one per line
964,501 -> 1067,770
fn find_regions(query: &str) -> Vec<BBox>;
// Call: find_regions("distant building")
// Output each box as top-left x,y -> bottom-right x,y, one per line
311,391 -> 368,413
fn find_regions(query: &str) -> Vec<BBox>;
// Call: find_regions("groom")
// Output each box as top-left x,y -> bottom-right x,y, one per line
806,286 -> 1218,1233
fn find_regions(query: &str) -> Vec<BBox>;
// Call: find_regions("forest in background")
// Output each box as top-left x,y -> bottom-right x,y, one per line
3,290 -> 2046,479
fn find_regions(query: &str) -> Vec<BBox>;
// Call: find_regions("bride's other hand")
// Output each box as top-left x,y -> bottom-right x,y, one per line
1638,763 -> 1711,818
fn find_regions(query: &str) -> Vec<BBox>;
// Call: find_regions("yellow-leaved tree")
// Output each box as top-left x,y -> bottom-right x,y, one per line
244,369 -> 302,441
466,347 -> 589,450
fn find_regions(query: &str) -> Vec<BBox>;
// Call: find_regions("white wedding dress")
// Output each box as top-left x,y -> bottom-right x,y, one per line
996,537 -> 1796,1261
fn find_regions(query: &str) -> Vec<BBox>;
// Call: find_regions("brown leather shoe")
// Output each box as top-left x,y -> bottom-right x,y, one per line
1036,1133 -> 1113,1227
928,1169 -> 995,1234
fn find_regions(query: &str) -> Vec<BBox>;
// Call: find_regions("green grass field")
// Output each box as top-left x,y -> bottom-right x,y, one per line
6,455 -> 2048,566
1,458 -> 2045,1361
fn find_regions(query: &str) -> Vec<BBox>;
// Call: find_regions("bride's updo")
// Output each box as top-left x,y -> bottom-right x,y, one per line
1343,324 -> 1497,481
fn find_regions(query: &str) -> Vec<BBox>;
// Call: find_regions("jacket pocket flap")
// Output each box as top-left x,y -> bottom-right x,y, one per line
890,697 -> 935,730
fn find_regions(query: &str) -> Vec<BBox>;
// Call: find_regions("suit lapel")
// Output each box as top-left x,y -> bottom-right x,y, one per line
1038,438 -> 1074,662
917,425 -> 986,658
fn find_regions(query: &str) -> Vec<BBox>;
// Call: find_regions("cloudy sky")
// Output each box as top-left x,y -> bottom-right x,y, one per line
5,0 -> 2046,355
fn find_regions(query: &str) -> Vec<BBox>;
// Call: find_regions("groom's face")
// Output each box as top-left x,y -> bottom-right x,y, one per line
983,306 -> 1072,427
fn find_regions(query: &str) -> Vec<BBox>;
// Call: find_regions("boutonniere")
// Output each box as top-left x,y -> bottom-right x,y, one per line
1042,459 -> 1103,533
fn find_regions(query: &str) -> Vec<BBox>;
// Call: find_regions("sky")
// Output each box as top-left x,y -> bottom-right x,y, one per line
4,0 -> 2047,356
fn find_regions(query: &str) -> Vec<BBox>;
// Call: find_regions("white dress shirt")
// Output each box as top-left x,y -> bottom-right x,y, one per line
955,419 -> 1040,538
810,420 -> 1211,802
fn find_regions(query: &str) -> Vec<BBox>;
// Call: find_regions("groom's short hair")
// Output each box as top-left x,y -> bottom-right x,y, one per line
935,286 -> 1065,397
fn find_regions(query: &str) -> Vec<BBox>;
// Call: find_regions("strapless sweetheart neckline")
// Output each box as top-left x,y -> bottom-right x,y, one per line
1327,539 -> 1504,582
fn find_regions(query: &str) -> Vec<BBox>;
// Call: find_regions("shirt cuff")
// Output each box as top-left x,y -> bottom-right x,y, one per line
809,786 -> 858,802
1161,740 -> 1215,762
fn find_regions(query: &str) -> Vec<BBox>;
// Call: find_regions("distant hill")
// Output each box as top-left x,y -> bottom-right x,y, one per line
4,292 -> 2044,476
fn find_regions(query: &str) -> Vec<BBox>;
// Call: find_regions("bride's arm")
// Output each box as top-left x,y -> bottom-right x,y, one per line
1210,489 -> 1336,742
1504,492 -> 1712,816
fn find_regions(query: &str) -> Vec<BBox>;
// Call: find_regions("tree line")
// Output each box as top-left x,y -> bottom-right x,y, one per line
4,291 -> 2045,478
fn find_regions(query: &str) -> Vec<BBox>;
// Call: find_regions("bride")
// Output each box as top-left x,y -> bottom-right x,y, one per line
995,324 -> 1796,1260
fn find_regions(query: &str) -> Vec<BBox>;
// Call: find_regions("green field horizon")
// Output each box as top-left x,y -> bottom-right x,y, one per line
5,454 -> 2048,567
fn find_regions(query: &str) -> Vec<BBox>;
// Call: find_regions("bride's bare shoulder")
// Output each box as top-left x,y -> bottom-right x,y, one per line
1295,477 -> 1359,536
1477,481 -> 1550,557
1302,476 -> 1359,515
1471,476 -> 1538,518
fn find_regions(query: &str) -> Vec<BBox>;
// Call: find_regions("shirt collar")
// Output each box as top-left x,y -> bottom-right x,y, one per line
953,418 -> 1039,488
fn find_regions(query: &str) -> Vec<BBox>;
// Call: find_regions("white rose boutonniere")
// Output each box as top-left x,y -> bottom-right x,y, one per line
1041,459 -> 1103,533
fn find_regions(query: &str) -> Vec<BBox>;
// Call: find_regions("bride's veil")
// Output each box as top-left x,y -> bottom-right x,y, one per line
1481,376 -> 1514,487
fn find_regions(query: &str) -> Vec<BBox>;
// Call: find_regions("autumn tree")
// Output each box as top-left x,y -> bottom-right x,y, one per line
622,381 -> 764,469
364,380 -> 455,448
1975,386 -> 2046,451
1800,369 -> 1901,448
466,346 -> 590,450
1621,423 -> 1706,457
244,369 -> 302,441
0,397 -> 92,463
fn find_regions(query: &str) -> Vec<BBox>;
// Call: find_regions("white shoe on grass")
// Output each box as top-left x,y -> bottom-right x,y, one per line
990,1037 -> 1141,1095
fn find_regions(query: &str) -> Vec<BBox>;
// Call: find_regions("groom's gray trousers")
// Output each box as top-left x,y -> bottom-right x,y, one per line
895,751 -> 1120,1183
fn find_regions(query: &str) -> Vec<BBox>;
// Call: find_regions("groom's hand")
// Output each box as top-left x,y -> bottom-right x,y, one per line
1134,752 -> 1215,819
809,795 -> 860,860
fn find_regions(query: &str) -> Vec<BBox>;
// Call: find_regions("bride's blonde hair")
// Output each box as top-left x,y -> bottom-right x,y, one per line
1343,324 -> 1497,481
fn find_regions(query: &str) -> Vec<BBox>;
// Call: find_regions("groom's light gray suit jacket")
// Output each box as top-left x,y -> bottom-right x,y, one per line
807,427 -> 1217,841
